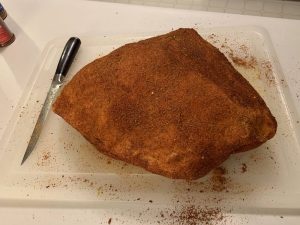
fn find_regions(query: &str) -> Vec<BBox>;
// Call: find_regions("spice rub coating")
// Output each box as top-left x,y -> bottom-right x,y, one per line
53,28 -> 277,179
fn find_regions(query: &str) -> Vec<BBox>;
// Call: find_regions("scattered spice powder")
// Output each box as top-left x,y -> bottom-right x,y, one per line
241,163 -> 247,173
176,206 -> 224,225
207,33 -> 216,39
239,44 -> 248,52
37,151 -> 54,167
208,34 -> 278,89
229,54 -> 258,69
211,167 -> 229,192
156,205 -> 225,225
208,34 -> 257,70
42,152 -> 50,160
261,60 -> 275,86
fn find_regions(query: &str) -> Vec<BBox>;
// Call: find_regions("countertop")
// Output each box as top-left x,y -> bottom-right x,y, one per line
0,0 -> 299,224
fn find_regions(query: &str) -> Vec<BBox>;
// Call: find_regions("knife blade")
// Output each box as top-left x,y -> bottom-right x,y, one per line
21,37 -> 81,165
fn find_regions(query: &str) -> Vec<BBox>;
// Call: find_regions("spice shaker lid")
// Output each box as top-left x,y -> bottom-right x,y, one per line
0,3 -> 7,20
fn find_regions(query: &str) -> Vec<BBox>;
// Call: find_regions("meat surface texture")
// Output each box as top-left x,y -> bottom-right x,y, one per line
53,28 -> 277,180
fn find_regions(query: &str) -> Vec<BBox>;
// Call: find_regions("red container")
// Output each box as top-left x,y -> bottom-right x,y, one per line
0,17 -> 14,47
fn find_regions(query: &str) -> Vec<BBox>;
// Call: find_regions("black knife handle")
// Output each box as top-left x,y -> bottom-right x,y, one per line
55,37 -> 81,81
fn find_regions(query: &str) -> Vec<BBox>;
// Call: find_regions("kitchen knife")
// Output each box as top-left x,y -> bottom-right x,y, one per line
21,37 -> 81,165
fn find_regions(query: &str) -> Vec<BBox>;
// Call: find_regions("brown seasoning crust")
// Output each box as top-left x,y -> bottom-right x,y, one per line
53,28 -> 277,180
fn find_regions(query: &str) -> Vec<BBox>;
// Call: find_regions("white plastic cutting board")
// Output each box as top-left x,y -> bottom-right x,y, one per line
0,26 -> 299,223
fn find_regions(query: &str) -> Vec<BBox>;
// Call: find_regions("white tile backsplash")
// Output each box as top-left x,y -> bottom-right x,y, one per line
283,14 -> 300,20
193,0 -> 209,5
115,0 -> 129,3
177,0 -> 194,4
129,0 -> 143,4
192,5 -> 208,10
207,6 -> 225,12
209,0 -> 228,8
227,0 -> 244,10
97,0 -> 300,20
244,10 -> 262,16
160,2 -> 175,7
174,3 -> 192,9
144,1 -> 161,6
263,2 -> 282,13
263,11 -> 282,18
225,8 -> 242,14
283,4 -> 300,15
245,0 -> 263,11
161,0 -> 176,3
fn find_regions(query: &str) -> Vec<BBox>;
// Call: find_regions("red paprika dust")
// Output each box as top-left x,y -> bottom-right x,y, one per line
0,17 -> 15,47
